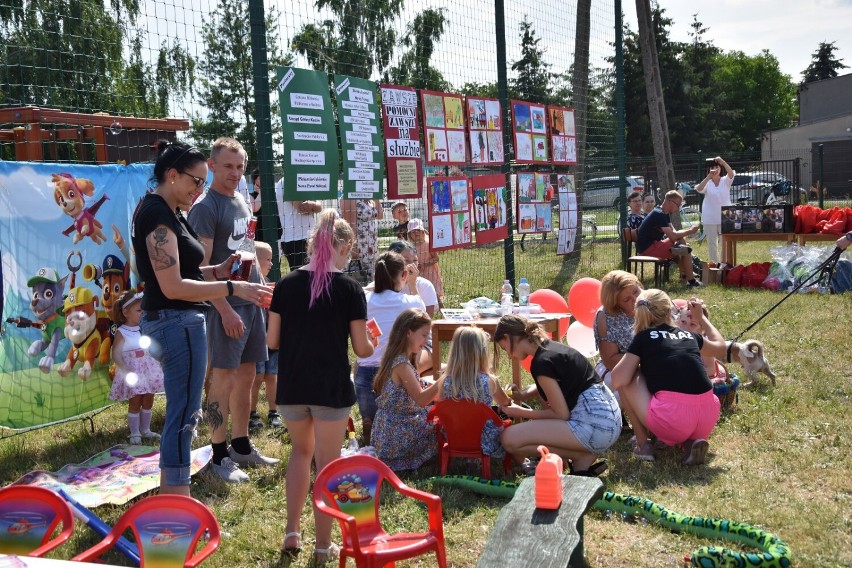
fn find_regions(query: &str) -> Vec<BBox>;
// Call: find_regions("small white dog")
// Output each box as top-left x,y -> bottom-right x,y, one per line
730,339 -> 776,386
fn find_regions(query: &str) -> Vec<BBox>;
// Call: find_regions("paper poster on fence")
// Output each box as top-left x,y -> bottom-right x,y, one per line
334,75 -> 385,200
380,84 -> 423,199
548,105 -> 578,165
467,96 -> 503,164
421,90 -> 466,166
516,172 -> 554,234
277,66 -> 340,200
471,174 -> 509,245
427,176 -> 471,252
511,100 -> 549,165
0,162 -> 154,430
556,173 -> 579,255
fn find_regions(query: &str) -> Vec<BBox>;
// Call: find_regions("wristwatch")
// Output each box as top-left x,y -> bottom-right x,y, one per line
846,232 -> 852,242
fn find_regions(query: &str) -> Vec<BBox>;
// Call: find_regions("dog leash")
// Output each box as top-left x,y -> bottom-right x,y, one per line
727,246 -> 844,358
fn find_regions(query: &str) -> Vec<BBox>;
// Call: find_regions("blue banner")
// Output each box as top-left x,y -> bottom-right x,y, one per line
0,162 -> 152,430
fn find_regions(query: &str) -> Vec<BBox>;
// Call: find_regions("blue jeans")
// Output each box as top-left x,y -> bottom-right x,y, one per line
354,365 -> 379,423
142,308 -> 207,487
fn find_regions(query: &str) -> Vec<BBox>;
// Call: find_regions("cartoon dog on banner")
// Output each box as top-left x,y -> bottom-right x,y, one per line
4,267 -> 69,373
52,173 -> 109,244
83,253 -> 131,360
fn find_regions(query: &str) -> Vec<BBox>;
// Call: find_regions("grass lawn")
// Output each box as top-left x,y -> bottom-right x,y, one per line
1,237 -> 850,567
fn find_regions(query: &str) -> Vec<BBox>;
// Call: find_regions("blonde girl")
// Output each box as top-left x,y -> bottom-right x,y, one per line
612,289 -> 725,466
371,309 -> 440,471
110,290 -> 164,444
494,315 -> 619,476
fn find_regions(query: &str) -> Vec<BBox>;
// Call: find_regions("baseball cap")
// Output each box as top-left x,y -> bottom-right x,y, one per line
27,267 -> 61,287
407,218 -> 424,232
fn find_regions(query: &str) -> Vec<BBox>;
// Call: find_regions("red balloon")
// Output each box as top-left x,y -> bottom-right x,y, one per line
530,288 -> 570,340
567,278 -> 602,328
521,354 -> 532,372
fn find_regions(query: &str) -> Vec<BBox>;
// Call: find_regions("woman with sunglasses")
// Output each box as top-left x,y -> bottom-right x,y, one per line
131,140 -> 272,496
494,314 -> 620,477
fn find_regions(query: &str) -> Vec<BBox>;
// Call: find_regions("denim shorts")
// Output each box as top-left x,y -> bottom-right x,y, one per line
142,308 -> 207,487
567,383 -> 622,455
256,350 -> 279,375
207,303 -> 268,368
354,365 -> 379,422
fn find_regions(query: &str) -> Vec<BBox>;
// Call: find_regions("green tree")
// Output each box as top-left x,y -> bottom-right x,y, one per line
290,0 -> 403,79
801,41 -> 848,84
510,16 -> 554,104
192,0 -> 289,165
386,8 -> 449,91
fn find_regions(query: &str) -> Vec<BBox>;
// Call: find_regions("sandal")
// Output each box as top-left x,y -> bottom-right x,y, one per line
278,532 -> 301,564
571,460 -> 608,477
520,457 -> 539,476
313,542 -> 340,565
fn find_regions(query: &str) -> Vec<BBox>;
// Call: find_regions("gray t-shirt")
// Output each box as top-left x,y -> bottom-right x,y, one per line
187,187 -> 257,306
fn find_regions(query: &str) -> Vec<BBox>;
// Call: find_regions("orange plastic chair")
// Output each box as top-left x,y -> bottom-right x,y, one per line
427,399 -> 513,478
72,494 -> 220,568
313,454 -> 447,568
0,485 -> 74,557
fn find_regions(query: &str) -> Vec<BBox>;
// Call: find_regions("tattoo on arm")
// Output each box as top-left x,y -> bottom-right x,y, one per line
206,401 -> 224,431
150,226 -> 177,271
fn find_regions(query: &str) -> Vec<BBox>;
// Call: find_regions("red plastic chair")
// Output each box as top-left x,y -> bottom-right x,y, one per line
72,494 -> 220,568
313,454 -> 447,568
0,485 -> 74,557
427,399 -> 513,478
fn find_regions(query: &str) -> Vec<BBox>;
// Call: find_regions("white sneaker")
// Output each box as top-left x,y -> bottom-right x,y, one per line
129,435 -> 142,445
211,457 -> 249,483
229,444 -> 280,467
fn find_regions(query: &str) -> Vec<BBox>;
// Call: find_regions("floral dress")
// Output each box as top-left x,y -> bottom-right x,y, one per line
414,237 -> 444,299
109,324 -> 165,401
373,355 -> 436,471
441,373 -> 505,458
355,199 -> 380,279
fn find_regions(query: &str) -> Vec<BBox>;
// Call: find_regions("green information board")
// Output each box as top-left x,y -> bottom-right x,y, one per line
276,66 -> 340,200
334,75 -> 385,199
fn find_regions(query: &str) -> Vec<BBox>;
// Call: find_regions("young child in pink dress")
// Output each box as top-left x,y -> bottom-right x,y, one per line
407,218 -> 444,305
110,290 -> 165,444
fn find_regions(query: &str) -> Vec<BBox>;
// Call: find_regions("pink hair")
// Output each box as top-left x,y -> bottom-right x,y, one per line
307,209 -> 352,308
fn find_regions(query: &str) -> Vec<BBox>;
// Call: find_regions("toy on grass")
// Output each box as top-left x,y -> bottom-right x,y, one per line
425,476 -> 792,568
58,489 -> 140,565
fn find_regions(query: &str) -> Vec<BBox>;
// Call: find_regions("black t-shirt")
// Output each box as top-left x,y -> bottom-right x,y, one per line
271,269 -> 367,408
131,193 -> 207,311
636,207 -> 670,253
627,324 -> 711,395
530,340 -> 602,411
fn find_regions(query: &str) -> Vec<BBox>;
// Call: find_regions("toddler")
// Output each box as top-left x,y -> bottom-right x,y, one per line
407,218 -> 444,305
249,241 -> 282,429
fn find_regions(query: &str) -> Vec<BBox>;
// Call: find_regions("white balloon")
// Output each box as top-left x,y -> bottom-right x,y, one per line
566,320 -> 597,358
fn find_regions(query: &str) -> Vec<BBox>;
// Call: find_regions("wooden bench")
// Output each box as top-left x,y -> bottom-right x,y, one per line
623,227 -> 670,288
478,475 -> 604,568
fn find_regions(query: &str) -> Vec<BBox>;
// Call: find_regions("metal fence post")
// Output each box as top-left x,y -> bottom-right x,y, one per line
818,144 -> 824,209
495,0 -> 515,289
248,0 -> 281,281
614,0 -> 627,267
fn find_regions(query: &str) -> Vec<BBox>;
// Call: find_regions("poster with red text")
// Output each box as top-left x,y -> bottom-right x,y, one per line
471,174 -> 509,245
380,84 -> 423,199
427,176 -> 472,252
511,99 -> 549,164
548,105 -> 577,165
421,90 -> 466,166
516,172 -> 553,234
466,96 -> 503,164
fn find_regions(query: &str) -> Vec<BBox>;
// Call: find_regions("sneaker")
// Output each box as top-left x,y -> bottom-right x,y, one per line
268,411 -> 284,428
682,439 -> 709,466
129,435 -> 142,445
520,457 -> 539,476
211,457 -> 250,483
687,279 -> 704,288
669,244 -> 692,256
248,411 -> 264,431
229,444 -> 280,467
141,430 -> 161,441
633,440 -> 656,462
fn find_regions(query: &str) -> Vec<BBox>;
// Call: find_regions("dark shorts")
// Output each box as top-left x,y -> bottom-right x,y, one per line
256,350 -> 279,375
207,303 -> 268,369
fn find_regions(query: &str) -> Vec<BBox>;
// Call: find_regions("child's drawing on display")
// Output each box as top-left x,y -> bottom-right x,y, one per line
533,135 -> 547,161
486,131 -> 502,162
424,94 -> 445,127
536,204 -> 552,232
515,133 -> 533,162
427,129 -> 448,163
431,214 -> 453,248
450,179 -> 469,211
513,103 -> 531,132
531,106 -> 546,133
447,130 -> 466,162
455,212 -> 471,245
485,100 -> 500,129
431,179 -> 452,212
444,96 -> 464,129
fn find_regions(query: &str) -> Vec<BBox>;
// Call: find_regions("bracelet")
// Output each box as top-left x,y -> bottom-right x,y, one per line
226,280 -> 234,296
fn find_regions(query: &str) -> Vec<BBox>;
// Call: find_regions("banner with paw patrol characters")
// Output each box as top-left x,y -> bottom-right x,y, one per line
0,162 -> 151,430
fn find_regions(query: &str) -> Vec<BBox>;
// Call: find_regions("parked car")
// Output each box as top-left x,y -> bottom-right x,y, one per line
730,171 -> 792,204
580,176 -> 644,209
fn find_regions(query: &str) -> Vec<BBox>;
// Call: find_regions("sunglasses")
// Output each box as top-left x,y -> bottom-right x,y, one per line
179,171 -> 206,189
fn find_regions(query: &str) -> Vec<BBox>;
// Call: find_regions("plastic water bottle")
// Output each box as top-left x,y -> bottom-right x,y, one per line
342,431 -> 359,457
500,280 -> 513,315
518,278 -> 531,315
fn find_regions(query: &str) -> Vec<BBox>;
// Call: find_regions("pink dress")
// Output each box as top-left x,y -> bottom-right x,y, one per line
109,324 -> 165,401
414,238 -> 444,298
